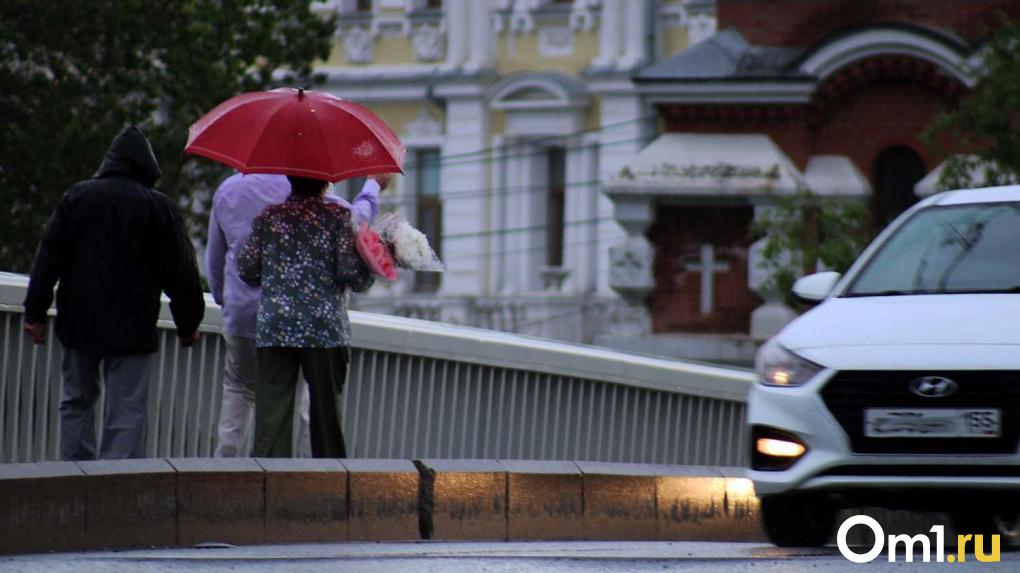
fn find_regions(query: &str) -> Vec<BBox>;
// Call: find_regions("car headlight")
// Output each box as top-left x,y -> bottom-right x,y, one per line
755,339 -> 824,387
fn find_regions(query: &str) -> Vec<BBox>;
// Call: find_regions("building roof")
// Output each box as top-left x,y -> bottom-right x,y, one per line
636,24 -> 974,87
636,29 -> 807,82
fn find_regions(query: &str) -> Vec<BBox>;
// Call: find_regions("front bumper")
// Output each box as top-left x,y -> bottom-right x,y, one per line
747,369 -> 1020,498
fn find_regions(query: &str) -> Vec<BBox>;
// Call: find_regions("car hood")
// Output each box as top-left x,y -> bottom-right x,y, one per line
779,295 -> 1020,370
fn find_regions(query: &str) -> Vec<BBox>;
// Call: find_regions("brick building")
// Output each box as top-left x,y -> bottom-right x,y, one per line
312,0 -> 718,345
601,0 -> 1020,361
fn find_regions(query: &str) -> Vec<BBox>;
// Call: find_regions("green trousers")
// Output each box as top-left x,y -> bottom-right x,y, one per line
252,346 -> 350,458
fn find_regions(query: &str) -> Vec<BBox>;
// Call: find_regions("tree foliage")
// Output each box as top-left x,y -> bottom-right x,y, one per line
752,188 -> 869,303
756,20 -> 1020,304
924,18 -> 1020,191
0,0 -> 336,272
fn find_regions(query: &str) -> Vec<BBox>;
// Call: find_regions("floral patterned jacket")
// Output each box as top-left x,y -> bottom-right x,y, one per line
238,195 -> 374,348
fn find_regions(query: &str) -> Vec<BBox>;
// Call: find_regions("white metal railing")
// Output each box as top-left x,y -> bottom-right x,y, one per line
0,272 -> 754,464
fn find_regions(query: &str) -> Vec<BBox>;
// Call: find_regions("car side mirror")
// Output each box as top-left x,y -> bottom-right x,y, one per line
791,271 -> 842,304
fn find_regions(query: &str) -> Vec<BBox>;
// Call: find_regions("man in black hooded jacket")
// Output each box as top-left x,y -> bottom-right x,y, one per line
23,125 -> 205,460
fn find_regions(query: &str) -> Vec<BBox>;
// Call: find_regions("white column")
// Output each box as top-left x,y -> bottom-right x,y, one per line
595,92 -> 646,295
444,0 -> 469,69
563,135 -> 599,293
488,135 -> 510,295
581,134 -> 600,293
439,96 -> 490,296
618,0 -> 649,70
591,0 -> 621,69
464,0 -> 494,71
503,138 -> 528,294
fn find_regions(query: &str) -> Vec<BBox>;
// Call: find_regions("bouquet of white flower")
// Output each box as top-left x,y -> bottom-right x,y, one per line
372,212 -> 445,272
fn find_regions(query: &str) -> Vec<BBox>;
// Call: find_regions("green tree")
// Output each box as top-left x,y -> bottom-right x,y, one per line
924,18 -> 1020,191
0,0 -> 336,272
752,188 -> 869,303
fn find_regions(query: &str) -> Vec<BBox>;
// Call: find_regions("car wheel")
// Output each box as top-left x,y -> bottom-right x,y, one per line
760,494 -> 836,547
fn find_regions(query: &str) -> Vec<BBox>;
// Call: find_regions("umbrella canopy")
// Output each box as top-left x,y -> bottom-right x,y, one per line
185,88 -> 405,182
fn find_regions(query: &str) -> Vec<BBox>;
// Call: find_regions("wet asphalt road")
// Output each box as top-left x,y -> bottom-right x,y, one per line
2,541 -> 1019,572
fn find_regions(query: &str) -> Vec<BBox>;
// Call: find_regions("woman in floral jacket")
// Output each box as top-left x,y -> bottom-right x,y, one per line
238,175 -> 374,458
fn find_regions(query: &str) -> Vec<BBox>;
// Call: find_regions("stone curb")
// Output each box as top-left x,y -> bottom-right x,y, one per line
0,459 -> 764,555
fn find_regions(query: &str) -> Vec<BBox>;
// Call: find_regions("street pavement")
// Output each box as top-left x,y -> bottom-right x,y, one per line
2,541 -> 1019,572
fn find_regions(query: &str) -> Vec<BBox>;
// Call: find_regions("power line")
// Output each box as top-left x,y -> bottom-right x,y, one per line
440,215 -> 616,241
344,134 -> 650,210
397,114 -> 658,169
416,220 -> 626,264
375,174 -> 599,209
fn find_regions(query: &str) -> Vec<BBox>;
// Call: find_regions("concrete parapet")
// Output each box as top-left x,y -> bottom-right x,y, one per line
168,457 -> 265,547
418,458 -> 507,540
503,460 -> 584,540
77,458 -> 177,550
0,458 -> 774,555
577,462 -> 658,540
256,458 -> 348,544
656,465 -> 765,542
343,458 -> 419,541
0,462 -> 85,554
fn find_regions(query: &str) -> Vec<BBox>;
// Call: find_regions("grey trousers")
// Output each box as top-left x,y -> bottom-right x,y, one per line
60,349 -> 152,460
214,335 -> 258,457
214,335 -> 313,457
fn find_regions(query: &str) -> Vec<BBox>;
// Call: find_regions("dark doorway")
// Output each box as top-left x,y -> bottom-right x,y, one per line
873,145 -> 926,230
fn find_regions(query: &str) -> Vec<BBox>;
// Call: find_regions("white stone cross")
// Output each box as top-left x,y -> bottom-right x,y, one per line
685,244 -> 730,315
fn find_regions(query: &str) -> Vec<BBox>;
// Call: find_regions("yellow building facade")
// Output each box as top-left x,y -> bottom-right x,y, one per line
314,0 -> 717,343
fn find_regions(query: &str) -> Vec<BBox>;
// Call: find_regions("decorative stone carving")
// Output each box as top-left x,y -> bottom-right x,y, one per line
404,106 -> 443,138
343,26 -> 375,63
659,5 -> 687,29
657,2 -> 716,44
687,13 -> 717,45
509,0 -> 539,33
569,0 -> 600,31
412,24 -> 445,61
538,26 -> 573,57
539,266 -> 570,292
608,235 -> 655,302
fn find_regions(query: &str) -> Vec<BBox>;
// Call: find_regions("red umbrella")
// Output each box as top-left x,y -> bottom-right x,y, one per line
185,87 -> 405,181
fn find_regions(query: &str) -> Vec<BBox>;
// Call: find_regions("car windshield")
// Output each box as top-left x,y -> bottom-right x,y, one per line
845,201 -> 1020,297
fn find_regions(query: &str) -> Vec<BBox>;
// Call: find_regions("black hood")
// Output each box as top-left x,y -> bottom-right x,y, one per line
96,125 -> 161,186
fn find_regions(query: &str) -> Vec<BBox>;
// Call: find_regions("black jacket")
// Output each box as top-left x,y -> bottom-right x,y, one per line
23,126 -> 205,355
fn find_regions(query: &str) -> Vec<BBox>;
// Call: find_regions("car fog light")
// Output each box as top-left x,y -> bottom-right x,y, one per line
751,425 -> 808,471
757,438 -> 806,458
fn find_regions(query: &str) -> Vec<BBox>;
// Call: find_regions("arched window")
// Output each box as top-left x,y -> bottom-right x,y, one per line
873,145 -> 925,229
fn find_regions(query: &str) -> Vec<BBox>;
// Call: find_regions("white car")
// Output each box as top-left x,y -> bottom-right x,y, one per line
748,185 -> 1020,547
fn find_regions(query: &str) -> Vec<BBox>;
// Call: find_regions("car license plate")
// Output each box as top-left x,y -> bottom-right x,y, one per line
864,408 -> 1001,438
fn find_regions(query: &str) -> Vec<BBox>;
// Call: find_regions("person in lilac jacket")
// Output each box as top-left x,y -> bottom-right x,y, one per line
205,172 -> 388,457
